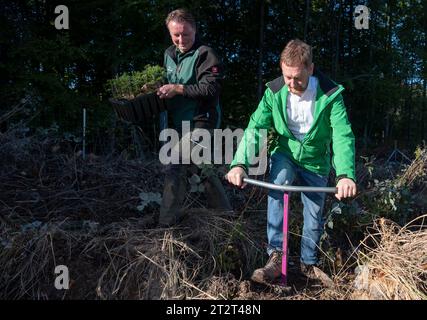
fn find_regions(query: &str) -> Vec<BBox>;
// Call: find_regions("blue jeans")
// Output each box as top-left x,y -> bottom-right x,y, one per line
267,152 -> 328,265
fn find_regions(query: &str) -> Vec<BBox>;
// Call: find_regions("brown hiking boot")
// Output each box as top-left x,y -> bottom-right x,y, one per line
300,263 -> 335,287
159,166 -> 187,227
300,262 -> 317,279
251,251 -> 282,284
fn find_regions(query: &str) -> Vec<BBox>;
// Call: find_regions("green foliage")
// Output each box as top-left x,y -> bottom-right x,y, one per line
319,149 -> 427,267
217,221 -> 245,274
414,146 -> 424,160
360,179 -> 413,224
107,65 -> 165,100
1,0 -> 425,154
137,192 -> 162,212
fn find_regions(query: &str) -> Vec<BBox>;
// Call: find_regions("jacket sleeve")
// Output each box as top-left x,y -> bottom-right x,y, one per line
330,95 -> 356,181
230,88 -> 274,170
183,47 -> 223,99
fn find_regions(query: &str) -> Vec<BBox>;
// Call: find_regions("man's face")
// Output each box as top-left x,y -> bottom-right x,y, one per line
167,20 -> 196,53
281,62 -> 314,95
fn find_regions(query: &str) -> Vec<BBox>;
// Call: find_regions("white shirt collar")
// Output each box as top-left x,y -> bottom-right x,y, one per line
289,76 -> 317,100
307,76 -> 317,93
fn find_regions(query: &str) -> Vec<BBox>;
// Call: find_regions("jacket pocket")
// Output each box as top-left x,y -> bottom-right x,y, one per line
301,144 -> 326,163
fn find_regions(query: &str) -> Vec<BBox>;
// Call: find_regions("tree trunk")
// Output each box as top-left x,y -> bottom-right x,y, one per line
347,0 -> 353,73
256,0 -> 265,102
304,0 -> 311,41
333,1 -> 343,78
386,1 -> 394,77
109,0 -> 121,155
110,0 -> 121,77
406,80 -> 412,146
385,113 -> 390,141
422,78 -> 426,140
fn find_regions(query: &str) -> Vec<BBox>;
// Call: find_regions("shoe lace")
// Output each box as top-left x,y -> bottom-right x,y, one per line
265,252 -> 282,271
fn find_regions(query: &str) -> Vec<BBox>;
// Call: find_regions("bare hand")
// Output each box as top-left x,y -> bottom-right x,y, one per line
157,84 -> 182,99
225,167 -> 248,188
335,178 -> 357,201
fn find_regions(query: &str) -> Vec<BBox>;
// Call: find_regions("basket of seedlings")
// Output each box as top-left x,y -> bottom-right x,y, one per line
107,65 -> 168,125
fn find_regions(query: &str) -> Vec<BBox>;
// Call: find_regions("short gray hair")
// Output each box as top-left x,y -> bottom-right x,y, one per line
165,8 -> 196,30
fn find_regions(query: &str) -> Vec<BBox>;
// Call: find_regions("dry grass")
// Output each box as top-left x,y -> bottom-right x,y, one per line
1,126 -> 426,300
0,126 -> 262,300
0,212 -> 263,299
398,147 -> 427,187
0,126 -> 166,225
293,214 -> 427,300
349,215 -> 427,300
91,212 -> 264,300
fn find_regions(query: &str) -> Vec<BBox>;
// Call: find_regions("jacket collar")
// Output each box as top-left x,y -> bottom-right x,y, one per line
167,36 -> 203,62
267,67 -> 342,98
313,68 -> 340,97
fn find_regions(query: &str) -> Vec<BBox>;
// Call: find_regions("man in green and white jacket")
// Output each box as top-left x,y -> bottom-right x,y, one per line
226,39 -> 356,284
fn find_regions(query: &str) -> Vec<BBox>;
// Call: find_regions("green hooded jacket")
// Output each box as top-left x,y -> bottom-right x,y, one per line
231,69 -> 356,181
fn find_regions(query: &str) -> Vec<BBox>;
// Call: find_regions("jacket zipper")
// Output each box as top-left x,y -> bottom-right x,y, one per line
296,92 -> 341,162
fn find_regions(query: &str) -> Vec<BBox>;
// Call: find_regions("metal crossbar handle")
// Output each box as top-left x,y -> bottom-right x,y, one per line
242,177 -> 337,288
243,177 -> 337,193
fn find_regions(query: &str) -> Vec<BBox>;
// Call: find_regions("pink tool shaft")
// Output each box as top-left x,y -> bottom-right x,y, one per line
281,192 -> 289,286
240,177 -> 338,286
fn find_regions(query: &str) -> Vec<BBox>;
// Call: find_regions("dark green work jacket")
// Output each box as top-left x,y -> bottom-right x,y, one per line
164,40 -> 223,129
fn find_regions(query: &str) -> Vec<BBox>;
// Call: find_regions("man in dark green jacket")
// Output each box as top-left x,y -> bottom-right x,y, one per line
157,8 -> 231,227
226,39 -> 356,283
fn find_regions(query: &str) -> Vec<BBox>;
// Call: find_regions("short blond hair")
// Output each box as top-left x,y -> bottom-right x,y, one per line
165,8 -> 196,30
280,39 -> 312,68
